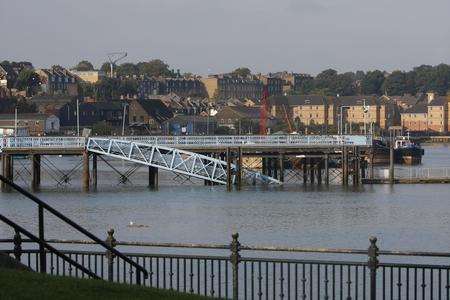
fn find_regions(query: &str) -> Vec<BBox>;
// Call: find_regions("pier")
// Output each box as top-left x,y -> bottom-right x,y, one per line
0,135 -> 372,191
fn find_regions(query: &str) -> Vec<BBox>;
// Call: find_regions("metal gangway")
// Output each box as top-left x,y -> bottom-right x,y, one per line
86,138 -> 281,185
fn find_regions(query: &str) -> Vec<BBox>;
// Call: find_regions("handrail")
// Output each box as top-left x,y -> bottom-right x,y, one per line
0,175 -> 148,281
7,238 -> 450,258
0,214 -> 100,279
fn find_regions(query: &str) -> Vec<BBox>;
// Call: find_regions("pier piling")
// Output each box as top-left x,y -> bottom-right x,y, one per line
82,151 -> 90,192
92,154 -> 98,190
2,154 -> 12,192
325,154 -> 330,185
148,166 -> 159,190
226,148 -> 232,192
32,154 -> 41,191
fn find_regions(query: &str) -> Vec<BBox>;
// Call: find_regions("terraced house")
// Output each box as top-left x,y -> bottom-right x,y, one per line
36,66 -> 78,97
400,93 -> 450,133
269,95 -> 334,128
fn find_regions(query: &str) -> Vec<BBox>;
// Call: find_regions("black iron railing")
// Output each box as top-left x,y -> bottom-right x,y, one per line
1,231 -> 450,299
0,174 -> 148,283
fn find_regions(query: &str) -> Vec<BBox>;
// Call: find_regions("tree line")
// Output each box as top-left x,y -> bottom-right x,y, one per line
293,64 -> 450,97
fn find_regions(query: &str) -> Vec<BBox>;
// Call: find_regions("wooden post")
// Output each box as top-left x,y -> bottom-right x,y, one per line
226,148 -> 232,192
92,154 -> 98,190
148,166 -> 159,190
310,158 -> 315,185
32,154 -> 41,191
82,151 -> 90,192
325,154 -> 330,185
236,147 -> 242,190
278,154 -> 284,182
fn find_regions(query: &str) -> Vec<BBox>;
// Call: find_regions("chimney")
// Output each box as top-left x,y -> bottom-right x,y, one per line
427,92 -> 435,103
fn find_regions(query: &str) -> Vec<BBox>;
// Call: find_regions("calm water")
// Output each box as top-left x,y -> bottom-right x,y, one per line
1,144 -> 450,252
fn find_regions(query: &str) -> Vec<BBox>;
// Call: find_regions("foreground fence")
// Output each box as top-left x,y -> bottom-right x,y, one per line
1,231 -> 450,299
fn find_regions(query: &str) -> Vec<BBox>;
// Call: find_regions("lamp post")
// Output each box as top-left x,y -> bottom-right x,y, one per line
121,103 -> 128,136
14,106 -> 18,137
339,106 -> 350,135
363,99 -> 370,135
76,99 -> 80,137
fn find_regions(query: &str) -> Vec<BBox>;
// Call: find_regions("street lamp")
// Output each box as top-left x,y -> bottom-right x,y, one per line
14,106 -> 18,137
339,106 -> 351,135
76,99 -> 80,137
122,103 -> 128,136
363,99 -> 369,135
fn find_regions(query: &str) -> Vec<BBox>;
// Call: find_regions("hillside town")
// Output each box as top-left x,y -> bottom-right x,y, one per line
0,59 -> 449,137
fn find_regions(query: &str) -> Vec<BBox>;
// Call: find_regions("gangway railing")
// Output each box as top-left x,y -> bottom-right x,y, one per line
0,135 -> 373,151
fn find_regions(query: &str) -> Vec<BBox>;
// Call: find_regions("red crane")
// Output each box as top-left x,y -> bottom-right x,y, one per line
259,85 -> 269,135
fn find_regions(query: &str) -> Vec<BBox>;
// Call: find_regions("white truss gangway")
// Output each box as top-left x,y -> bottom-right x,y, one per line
86,138 -> 282,186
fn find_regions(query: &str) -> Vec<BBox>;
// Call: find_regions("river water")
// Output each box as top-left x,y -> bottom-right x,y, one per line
1,143 -> 450,252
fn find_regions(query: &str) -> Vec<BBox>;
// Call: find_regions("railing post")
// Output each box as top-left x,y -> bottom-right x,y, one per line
368,236 -> 379,300
38,204 -> 46,273
230,232 -> 241,300
13,229 -> 22,261
106,229 -> 116,282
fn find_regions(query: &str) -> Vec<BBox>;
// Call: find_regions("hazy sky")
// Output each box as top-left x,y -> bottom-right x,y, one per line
1,0 -> 449,75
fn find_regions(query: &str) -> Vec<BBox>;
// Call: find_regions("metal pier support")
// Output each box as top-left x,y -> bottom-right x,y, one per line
82,151 -> 90,192
32,154 -> 41,191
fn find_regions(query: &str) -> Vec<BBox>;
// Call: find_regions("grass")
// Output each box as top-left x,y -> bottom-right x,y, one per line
0,268 -> 210,300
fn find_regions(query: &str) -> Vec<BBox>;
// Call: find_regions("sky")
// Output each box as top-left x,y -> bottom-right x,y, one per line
1,0 -> 449,75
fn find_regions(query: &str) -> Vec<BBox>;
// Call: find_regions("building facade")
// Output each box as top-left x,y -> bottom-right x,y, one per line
70,70 -> 105,84
36,66 -> 78,97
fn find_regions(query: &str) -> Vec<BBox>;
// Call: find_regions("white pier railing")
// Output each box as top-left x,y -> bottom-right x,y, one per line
0,135 -> 372,151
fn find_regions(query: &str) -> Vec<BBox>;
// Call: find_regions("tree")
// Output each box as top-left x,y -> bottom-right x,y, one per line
314,69 -> 338,95
116,63 -> 138,77
100,62 -> 111,75
335,72 -> 356,96
361,70 -> 385,95
137,59 -> 173,77
383,70 -> 407,96
74,60 -> 94,71
16,69 -> 40,96
95,78 -> 120,100
92,121 -> 113,135
118,78 -> 138,96
231,67 -> 251,78
78,82 -> 95,98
